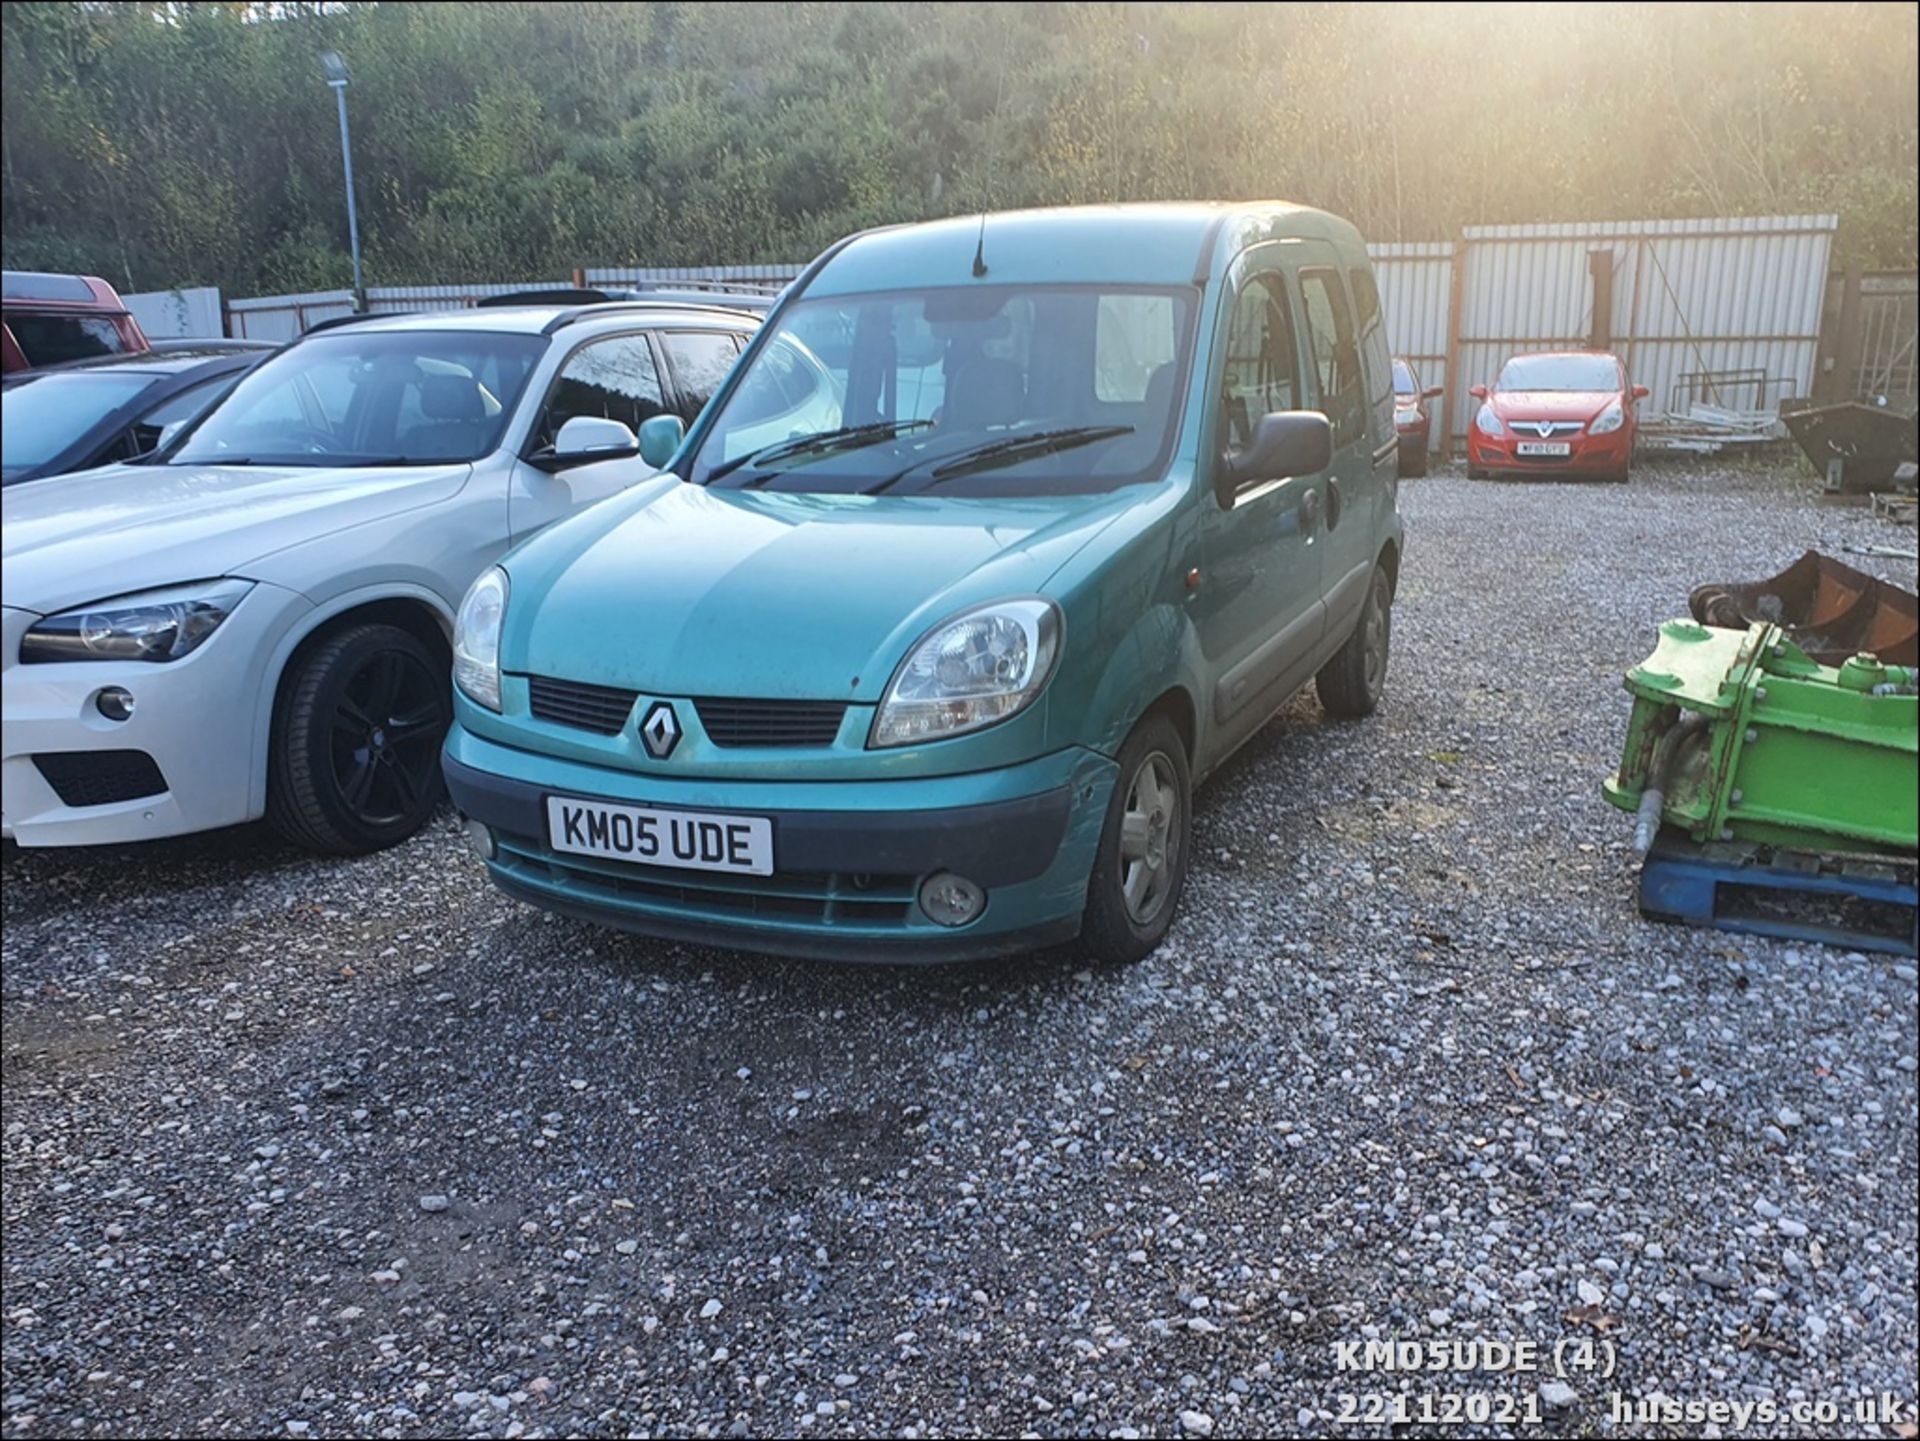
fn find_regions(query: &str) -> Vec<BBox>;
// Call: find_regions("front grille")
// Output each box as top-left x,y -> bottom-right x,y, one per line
496,837 -> 915,927
526,676 -> 638,735
695,698 -> 848,748
33,750 -> 167,807
1508,419 -> 1583,437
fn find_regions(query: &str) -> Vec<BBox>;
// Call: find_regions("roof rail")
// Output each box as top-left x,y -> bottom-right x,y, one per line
481,284 -> 782,312
302,310 -> 402,336
475,287 -> 622,308
537,298 -> 766,335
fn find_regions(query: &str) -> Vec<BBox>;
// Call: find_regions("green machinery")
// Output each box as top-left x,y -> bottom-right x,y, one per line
1605,620 -> 1917,857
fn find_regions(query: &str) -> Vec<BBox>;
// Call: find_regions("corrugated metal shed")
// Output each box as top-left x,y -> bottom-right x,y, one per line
1446,214 -> 1835,444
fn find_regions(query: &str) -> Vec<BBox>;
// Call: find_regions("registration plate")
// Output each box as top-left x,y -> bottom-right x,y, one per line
546,795 -> 773,875
1515,440 -> 1572,457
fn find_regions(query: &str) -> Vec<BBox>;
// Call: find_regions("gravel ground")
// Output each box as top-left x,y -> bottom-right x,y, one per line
3,458 -> 1916,1440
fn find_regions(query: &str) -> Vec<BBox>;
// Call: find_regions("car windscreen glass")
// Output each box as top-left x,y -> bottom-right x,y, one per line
167,329 -> 547,467
1392,360 -> 1416,395
1497,354 -> 1620,391
688,284 -> 1196,496
2,372 -> 158,468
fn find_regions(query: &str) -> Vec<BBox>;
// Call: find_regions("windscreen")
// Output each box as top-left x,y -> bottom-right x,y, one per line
687,284 -> 1197,497
168,329 -> 547,467
1496,353 -> 1622,392
2,372 -> 157,471
1392,360 -> 1416,395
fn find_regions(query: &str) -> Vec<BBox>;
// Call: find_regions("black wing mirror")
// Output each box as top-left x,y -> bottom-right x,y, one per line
1218,410 -> 1332,504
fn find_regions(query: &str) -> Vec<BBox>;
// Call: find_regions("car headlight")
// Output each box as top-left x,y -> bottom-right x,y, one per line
19,578 -> 254,664
453,567 -> 508,712
871,598 -> 1061,748
1474,404 -> 1506,437
1394,405 -> 1420,424
1588,400 -> 1625,435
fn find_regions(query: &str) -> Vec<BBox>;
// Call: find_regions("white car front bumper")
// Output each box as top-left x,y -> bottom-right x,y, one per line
1,587 -> 309,847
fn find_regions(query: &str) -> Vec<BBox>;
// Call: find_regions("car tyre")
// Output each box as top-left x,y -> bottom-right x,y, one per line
1401,447 -> 1428,479
1317,562 -> 1393,719
1081,714 -> 1191,965
268,622 -> 450,855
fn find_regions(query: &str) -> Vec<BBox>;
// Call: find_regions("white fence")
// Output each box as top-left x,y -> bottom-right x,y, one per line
214,216 -> 1838,456
124,285 -> 224,339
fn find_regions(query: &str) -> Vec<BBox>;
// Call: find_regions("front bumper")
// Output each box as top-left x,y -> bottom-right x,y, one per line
1,594 -> 299,847
1470,427 -> 1630,476
443,725 -> 1118,963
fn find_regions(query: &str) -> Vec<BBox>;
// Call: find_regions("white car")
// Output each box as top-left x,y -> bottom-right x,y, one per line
0,297 -> 815,853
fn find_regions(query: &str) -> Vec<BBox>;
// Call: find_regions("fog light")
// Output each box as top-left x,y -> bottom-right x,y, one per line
96,687 -> 135,722
462,816 -> 496,862
918,871 -> 985,927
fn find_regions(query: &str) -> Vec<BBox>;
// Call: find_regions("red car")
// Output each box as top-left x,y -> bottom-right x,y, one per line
1392,357 -> 1443,477
1466,349 -> 1648,483
2,271 -> 150,374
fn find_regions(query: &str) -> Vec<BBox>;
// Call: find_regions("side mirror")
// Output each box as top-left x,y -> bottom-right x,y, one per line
638,413 -> 686,469
1468,384 -> 1490,400
1631,383 -> 1650,400
546,415 -> 639,468
1218,410 -> 1332,503
1423,385 -> 1444,400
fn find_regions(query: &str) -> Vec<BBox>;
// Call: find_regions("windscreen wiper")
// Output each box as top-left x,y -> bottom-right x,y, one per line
866,425 -> 1136,495
707,419 -> 933,485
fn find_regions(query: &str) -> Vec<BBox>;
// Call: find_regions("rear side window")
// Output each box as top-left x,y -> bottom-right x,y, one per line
540,334 -> 668,448
1348,266 -> 1395,440
1220,273 -> 1303,453
1298,269 -> 1366,448
6,313 -> 127,367
661,330 -> 743,424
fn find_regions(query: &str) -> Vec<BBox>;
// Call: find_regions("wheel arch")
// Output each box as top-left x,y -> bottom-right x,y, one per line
246,585 -> 456,818
1377,535 -> 1401,596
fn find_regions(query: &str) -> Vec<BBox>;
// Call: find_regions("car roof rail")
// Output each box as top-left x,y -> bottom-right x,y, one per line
301,310 -> 404,337
476,287 -> 622,308
538,299 -> 765,335
481,284 -> 780,312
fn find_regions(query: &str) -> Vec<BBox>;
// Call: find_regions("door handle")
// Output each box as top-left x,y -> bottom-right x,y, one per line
1298,487 -> 1321,533
1326,477 -> 1344,529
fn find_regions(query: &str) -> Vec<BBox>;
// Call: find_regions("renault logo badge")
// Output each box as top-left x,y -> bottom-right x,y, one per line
640,702 -> 681,759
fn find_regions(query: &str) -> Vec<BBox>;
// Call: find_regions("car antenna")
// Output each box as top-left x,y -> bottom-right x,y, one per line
971,213 -> 989,278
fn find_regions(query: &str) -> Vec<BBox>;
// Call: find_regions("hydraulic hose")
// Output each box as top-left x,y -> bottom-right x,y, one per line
1633,711 -> 1711,855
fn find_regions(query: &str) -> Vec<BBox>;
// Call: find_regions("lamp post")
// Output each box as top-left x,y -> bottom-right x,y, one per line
319,50 -> 365,312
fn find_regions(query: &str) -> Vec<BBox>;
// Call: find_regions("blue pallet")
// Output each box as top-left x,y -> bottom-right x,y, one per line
1639,838 -> 1918,958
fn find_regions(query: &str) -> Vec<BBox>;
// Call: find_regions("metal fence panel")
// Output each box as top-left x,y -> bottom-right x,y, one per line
1368,242 -> 1454,454
123,285 -> 223,338
217,219 -> 1838,451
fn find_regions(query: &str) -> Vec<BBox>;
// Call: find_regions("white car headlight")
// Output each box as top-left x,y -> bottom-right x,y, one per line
19,578 -> 254,663
871,598 -> 1061,748
1588,400 -> 1625,435
1474,404 -> 1506,437
453,567 -> 508,712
